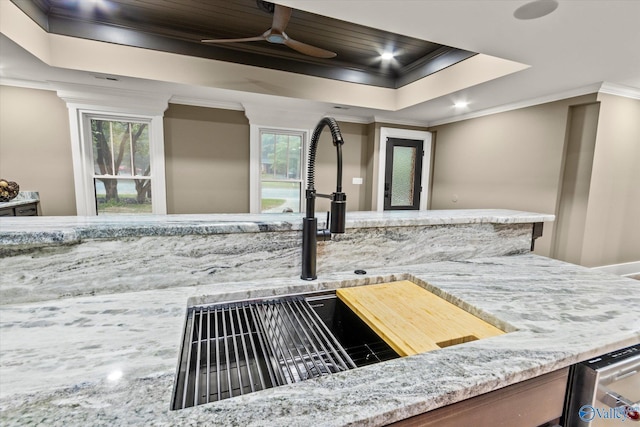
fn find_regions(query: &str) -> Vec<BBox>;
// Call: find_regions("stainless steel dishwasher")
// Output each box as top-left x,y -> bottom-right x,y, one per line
563,343 -> 640,426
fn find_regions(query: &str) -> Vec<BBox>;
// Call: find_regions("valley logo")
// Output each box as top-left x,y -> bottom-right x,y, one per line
579,404 -> 640,422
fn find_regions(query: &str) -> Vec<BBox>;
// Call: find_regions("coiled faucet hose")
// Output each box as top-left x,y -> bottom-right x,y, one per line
306,117 -> 344,192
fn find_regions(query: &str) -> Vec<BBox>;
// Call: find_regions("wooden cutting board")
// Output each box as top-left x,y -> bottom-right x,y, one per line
336,280 -> 505,357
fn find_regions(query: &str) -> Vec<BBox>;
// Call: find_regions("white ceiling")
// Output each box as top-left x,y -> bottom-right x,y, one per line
1,0 -> 639,125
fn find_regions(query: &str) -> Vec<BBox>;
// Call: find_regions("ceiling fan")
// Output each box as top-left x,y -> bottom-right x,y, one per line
202,1 -> 337,59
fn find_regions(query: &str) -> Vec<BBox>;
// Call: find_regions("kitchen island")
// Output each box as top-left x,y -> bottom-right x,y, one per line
1,210 -> 638,426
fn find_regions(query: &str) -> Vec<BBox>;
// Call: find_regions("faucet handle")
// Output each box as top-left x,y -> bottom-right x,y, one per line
317,212 -> 332,242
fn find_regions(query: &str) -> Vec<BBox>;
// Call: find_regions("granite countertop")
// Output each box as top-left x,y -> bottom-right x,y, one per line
0,209 -> 554,246
1,254 -> 638,426
0,191 -> 39,209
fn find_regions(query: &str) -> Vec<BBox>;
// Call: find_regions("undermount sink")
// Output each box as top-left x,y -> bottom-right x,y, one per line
171,279 -> 508,410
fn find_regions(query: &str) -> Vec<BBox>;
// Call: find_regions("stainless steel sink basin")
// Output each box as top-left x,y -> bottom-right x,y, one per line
171,291 -> 399,410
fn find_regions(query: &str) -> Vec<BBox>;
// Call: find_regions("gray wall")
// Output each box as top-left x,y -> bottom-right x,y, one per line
428,94 -> 598,257
580,94 -> 640,267
163,105 -> 372,213
163,104 -> 250,214
314,121 -> 370,212
0,85 -> 76,215
2,85 -> 638,268
428,93 -> 640,268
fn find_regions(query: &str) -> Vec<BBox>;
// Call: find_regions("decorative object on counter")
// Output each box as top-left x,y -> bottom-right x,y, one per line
0,179 -> 19,202
0,191 -> 39,217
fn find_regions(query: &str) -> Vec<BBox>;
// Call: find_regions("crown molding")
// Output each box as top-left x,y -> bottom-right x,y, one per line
429,83 -> 602,127
169,96 -> 244,111
52,81 -> 170,115
327,114 -> 373,125
0,77 -> 53,91
598,82 -> 640,100
243,103 -> 324,129
372,115 -> 430,127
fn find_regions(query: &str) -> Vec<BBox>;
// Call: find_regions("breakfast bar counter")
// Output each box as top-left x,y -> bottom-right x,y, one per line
1,209 -> 551,305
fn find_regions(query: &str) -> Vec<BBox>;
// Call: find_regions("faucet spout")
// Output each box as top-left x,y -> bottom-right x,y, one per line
301,117 -> 347,280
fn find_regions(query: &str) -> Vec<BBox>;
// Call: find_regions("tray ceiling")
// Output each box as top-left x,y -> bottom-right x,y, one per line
13,0 -> 475,88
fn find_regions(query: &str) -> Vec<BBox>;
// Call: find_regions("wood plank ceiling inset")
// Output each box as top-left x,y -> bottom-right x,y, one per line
15,0 -> 476,88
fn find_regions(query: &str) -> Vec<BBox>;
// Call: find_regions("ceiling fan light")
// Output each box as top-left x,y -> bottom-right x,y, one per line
266,33 -> 286,44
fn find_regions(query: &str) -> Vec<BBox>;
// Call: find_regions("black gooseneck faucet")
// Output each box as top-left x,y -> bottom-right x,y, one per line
301,117 -> 346,280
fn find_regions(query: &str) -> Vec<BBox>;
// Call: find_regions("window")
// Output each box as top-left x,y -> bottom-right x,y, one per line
90,118 -> 152,214
259,129 -> 304,213
59,87 -> 168,216
72,109 -> 166,216
245,108 -> 318,214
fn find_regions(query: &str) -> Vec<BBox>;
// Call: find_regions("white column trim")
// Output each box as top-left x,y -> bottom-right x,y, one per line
249,123 -> 261,214
67,106 -> 92,215
149,115 -> 167,214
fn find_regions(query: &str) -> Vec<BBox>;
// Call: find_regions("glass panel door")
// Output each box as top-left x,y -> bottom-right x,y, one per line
384,138 -> 423,210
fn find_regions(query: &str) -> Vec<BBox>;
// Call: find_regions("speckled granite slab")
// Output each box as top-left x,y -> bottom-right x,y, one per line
0,255 -> 638,426
0,209 -> 553,246
1,210 -> 553,304
1,222 -> 534,304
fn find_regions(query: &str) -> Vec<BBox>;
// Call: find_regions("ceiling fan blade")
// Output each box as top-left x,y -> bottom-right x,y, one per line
271,5 -> 292,33
202,35 -> 265,43
284,38 -> 337,58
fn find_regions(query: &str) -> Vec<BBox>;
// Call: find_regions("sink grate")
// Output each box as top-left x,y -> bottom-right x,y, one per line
171,296 -> 356,410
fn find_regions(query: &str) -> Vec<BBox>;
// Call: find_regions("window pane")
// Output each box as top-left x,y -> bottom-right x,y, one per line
261,181 -> 300,213
92,119 -> 114,175
94,178 -> 152,215
132,123 -> 150,176
261,133 -> 275,179
391,146 -> 416,206
259,130 -> 303,213
288,135 -> 301,180
112,121 -> 132,176
274,134 -> 289,179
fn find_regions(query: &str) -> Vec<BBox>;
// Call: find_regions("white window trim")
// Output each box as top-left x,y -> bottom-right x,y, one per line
81,112 -> 165,215
376,127 -> 433,212
257,128 -> 306,213
250,124 -> 310,213
244,105 -> 323,213
57,84 -> 169,215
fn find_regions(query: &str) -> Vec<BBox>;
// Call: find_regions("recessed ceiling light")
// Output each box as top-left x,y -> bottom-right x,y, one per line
454,101 -> 469,109
514,0 -> 559,20
380,52 -> 394,61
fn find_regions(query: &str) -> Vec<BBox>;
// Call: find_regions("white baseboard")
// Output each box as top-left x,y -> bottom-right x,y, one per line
592,261 -> 640,277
